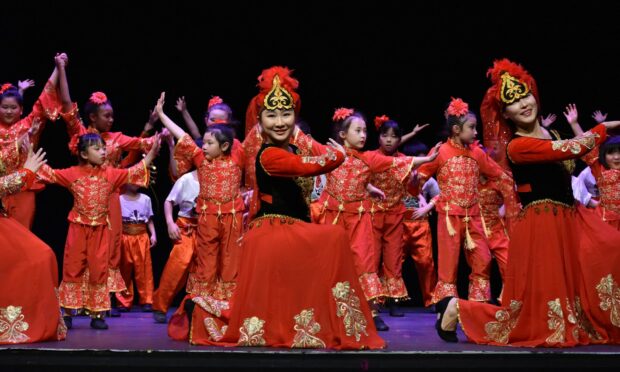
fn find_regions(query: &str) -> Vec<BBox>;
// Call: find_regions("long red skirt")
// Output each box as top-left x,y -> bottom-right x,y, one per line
169,216 -> 385,350
0,216 -> 66,344
458,203 -> 620,347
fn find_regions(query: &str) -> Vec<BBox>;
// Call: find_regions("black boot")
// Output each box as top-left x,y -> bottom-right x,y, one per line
184,299 -> 195,328
153,311 -> 167,324
388,300 -> 405,317
435,297 -> 458,342
63,316 -> 73,330
373,315 -> 390,331
90,318 -> 109,330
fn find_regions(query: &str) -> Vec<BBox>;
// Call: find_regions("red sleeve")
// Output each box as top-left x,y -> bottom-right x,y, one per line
116,132 -> 155,153
409,145 -> 441,195
108,160 -> 150,190
507,124 -> 607,164
232,138 -> 245,167
259,146 -> 344,177
474,148 -> 520,218
120,130 -> 151,168
36,164 -> 74,188
23,80 -> 62,146
173,134 -> 204,176
0,169 -> 35,198
61,102 -> 88,140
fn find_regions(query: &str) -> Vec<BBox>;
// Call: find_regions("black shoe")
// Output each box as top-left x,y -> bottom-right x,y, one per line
388,302 -> 405,317
90,318 -> 109,330
153,311 -> 167,324
63,316 -> 73,330
142,304 -> 153,312
435,297 -> 458,343
117,306 -> 131,313
109,307 -> 121,317
184,299 -> 195,328
373,315 -> 390,331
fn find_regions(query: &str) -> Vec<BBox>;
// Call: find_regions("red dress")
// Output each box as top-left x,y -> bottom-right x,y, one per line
0,168 -> 66,344
169,142 -> 385,349
458,124 -> 620,347
0,80 -> 61,228
583,147 -> 620,230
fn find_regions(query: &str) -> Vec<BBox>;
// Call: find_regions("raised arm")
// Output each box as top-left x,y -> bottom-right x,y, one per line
155,92 -> 188,140
175,96 -> 202,140
562,103 -> 584,136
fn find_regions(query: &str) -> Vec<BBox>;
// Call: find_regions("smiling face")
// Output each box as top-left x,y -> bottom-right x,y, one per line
0,97 -> 23,125
606,148 -> 620,170
260,108 -> 296,147
502,93 -> 538,130
340,117 -> 367,150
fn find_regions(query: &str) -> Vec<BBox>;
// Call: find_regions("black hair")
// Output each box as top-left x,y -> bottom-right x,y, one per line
83,99 -> 112,123
205,102 -> 233,121
445,111 -> 476,137
296,119 -> 311,136
77,133 -> 105,162
0,87 -> 23,106
378,120 -> 403,138
599,136 -> 620,168
402,140 -> 429,156
333,111 -> 366,145
204,124 -> 235,155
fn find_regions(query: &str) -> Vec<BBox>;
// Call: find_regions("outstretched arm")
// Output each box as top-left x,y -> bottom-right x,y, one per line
563,103 -> 584,136
175,97 -> 202,140
155,92 -> 188,140
401,123 -> 430,144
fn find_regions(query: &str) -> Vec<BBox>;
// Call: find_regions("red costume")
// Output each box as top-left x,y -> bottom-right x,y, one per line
583,147 -> 620,230
319,148 -> 415,301
174,134 -> 245,300
37,160 -> 149,313
0,168 -> 67,344
0,81 -> 61,228
61,103 -> 155,292
169,67 -> 384,349
478,177 -> 509,281
458,59 -> 620,347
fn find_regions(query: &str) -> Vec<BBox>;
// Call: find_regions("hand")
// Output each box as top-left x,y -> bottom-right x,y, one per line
27,117 -> 42,138
167,221 -> 181,241
161,128 -> 174,148
425,142 -> 442,163
410,123 -> 430,136
155,92 -> 166,115
23,144 -> 47,173
242,189 -> 253,208
540,113 -> 557,128
327,138 -> 346,158
145,106 -> 159,130
412,204 -> 432,219
175,96 -> 187,112
563,103 -> 579,126
150,234 -> 157,248
592,110 -> 608,123
367,183 -> 385,201
17,79 -> 35,92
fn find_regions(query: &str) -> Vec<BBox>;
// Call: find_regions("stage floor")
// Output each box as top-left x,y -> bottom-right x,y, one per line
3,307 -> 620,370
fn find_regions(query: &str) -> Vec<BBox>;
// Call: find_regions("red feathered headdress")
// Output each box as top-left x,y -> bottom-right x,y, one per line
481,59 -> 540,170
374,115 -> 390,130
208,96 -> 223,110
0,83 -> 14,94
245,66 -> 301,136
445,97 -> 469,118
89,91 -> 108,105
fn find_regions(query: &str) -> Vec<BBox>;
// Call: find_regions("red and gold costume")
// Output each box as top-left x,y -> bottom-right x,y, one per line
401,190 -> 437,307
458,59 -> 620,347
478,177 -> 509,281
61,103 -> 155,292
174,134 -> 245,300
318,148 -> 415,301
0,81 -> 61,228
37,160 -> 149,313
0,168 -> 66,344
368,150 -> 410,300
583,148 -> 620,230
169,66 -> 384,349
415,138 -> 518,303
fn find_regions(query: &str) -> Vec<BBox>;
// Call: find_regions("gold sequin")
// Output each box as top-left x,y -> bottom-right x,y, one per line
291,308 -> 326,348
332,282 -> 368,342
0,306 -> 30,344
238,316 -> 267,346
483,300 -> 522,344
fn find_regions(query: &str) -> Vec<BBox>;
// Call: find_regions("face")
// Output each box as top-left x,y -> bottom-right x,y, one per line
202,132 -> 226,160
503,93 -> 538,128
205,108 -> 230,126
80,142 -> 107,166
341,117 -> 367,149
260,108 -> 295,146
606,148 -> 620,170
379,127 -> 401,154
454,115 -> 477,145
90,104 -> 114,132
0,97 -> 23,124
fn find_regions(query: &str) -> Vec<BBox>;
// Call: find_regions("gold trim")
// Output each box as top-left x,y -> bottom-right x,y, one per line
263,75 -> 294,111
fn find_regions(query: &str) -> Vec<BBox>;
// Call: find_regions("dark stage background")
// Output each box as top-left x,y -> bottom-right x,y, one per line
3,1 -> 620,305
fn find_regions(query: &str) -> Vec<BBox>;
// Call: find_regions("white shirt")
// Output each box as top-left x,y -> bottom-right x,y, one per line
572,167 -> 598,206
166,171 -> 199,218
120,193 -> 154,223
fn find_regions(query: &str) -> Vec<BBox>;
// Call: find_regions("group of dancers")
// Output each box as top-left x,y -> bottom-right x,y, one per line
1,53 -> 620,349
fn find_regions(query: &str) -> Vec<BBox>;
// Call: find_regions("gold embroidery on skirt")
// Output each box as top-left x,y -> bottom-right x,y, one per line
568,296 -> 603,342
596,274 -> 620,328
0,306 -> 30,344
203,316 -> 227,341
238,316 -> 266,346
546,298 -> 566,344
483,300 -> 522,344
291,308 -> 326,348
332,281 -> 368,342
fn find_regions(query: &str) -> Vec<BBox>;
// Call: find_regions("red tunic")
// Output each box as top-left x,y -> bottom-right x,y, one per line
583,147 -> 620,230
0,169 -> 67,344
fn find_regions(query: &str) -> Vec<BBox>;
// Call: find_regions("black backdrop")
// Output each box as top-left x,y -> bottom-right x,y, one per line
3,1 -> 620,305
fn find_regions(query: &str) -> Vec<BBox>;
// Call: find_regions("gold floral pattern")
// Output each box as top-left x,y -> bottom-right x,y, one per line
332,281 -> 368,342
0,169 -> 28,198
546,298 -> 566,344
203,316 -> 227,341
238,316 -> 266,346
324,154 -> 372,203
301,148 -> 337,167
0,306 -> 30,343
431,281 -> 458,304
596,274 -> 620,328
192,295 -> 230,317
358,272 -> 387,301
437,155 -> 480,208
550,131 -> 599,155
567,296 -> 603,342
468,277 -> 491,302
291,308 -> 326,348
483,300 -> 522,344
598,169 -> 620,215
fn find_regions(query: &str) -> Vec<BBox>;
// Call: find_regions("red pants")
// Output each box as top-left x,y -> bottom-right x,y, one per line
2,190 -> 36,229
323,210 -> 386,301
432,212 -> 492,303
486,224 -> 509,281
373,211 -> 408,299
187,213 -> 243,300
402,218 -> 437,307
107,191 -> 125,292
59,223 -> 111,312
153,217 -> 197,313
116,225 -> 154,308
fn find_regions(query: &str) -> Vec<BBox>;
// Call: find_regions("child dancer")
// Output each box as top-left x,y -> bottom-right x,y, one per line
37,133 -> 159,329
318,108 -> 438,331
116,184 -> 157,311
152,169 -> 199,323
